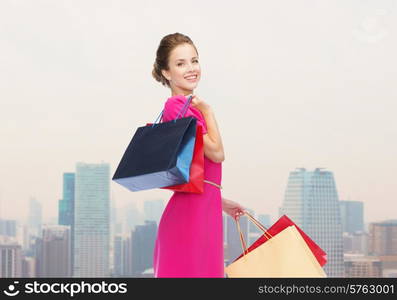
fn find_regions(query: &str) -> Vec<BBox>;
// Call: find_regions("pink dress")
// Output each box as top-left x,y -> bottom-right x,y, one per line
153,94 -> 224,278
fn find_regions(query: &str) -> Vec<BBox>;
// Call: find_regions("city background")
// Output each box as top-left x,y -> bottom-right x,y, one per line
1,1 -> 396,278
1,165 -> 396,277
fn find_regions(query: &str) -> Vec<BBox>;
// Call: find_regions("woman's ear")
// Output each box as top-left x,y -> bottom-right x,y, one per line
161,69 -> 171,81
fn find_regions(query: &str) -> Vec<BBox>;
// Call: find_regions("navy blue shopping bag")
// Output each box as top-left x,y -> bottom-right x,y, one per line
112,96 -> 197,192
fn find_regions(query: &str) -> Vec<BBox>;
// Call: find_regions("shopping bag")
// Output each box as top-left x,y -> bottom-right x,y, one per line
225,212 -> 327,278
112,96 -> 197,192
235,213 -> 327,267
160,124 -> 204,193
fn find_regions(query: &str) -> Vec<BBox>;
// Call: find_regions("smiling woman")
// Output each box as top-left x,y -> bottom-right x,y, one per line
152,33 -> 201,90
150,32 -> 245,278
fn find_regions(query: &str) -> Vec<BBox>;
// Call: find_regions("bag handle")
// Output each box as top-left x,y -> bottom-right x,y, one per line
175,94 -> 193,120
151,95 -> 193,128
234,211 -> 273,257
245,211 -> 273,239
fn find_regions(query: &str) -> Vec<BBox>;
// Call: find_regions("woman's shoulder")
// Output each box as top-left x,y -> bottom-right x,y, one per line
164,95 -> 192,117
162,95 -> 187,121
164,94 -> 186,108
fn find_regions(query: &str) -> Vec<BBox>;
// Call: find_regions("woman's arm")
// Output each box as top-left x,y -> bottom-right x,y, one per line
201,107 -> 225,163
189,94 -> 225,163
222,197 -> 245,220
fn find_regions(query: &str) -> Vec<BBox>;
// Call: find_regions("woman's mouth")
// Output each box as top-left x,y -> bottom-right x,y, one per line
185,74 -> 198,82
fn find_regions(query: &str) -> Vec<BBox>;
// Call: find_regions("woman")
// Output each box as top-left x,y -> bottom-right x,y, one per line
152,32 -> 245,278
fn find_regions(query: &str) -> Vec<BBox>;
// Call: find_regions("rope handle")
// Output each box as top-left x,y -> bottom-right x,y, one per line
151,95 -> 193,128
234,211 -> 273,257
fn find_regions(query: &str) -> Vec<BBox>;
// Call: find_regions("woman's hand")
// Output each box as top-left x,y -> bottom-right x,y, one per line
222,197 -> 246,221
187,94 -> 211,113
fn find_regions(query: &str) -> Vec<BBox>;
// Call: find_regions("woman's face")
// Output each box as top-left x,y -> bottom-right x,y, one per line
161,43 -> 201,96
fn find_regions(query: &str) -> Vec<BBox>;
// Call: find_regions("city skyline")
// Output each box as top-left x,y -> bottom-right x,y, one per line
1,164 -> 396,278
1,1 -> 397,224
0,165 -> 393,226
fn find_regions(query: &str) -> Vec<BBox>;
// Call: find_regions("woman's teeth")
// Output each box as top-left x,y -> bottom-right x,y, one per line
185,75 -> 197,81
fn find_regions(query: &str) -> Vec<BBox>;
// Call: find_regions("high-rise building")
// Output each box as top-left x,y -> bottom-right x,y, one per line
22,256 -> 36,277
343,232 -> 369,255
0,219 -> 17,237
123,233 -> 133,276
340,201 -> 364,234
36,225 -> 71,277
28,197 -> 42,237
368,220 -> 397,277
143,199 -> 165,224
344,254 -> 382,277
0,237 -> 22,277
113,235 -> 125,277
58,173 -> 75,226
112,233 -> 132,277
369,220 -> 397,255
131,220 -> 157,277
109,193 -> 117,275
280,168 -> 345,277
58,172 -> 75,272
73,162 -> 110,277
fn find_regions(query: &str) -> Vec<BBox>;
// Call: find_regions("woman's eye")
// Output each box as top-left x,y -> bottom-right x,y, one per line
177,60 -> 198,66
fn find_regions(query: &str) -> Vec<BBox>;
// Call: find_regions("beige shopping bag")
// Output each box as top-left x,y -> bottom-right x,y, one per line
225,212 -> 327,278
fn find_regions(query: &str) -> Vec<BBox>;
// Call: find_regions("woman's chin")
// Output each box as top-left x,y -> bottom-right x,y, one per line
184,82 -> 199,90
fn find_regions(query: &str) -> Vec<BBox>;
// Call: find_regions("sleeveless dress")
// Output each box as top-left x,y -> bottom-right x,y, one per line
153,94 -> 224,278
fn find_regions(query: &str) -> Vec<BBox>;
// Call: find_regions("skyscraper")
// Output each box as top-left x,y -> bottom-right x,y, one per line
112,233 -> 132,277
36,225 -> 71,277
58,172 -> 75,272
22,256 -> 36,277
0,219 -> 17,237
280,168 -> 345,277
131,220 -> 157,277
73,162 -> 110,277
0,237 -> 22,277
58,173 -> 75,227
28,197 -> 42,237
340,200 -> 364,234
113,235 -> 124,277
343,231 -> 369,255
344,254 -> 382,277
369,220 -> 397,256
368,220 -> 397,276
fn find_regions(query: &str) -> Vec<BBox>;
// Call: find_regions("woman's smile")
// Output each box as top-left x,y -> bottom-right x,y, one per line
185,74 -> 198,82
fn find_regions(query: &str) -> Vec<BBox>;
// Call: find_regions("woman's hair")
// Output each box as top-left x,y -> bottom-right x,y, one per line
152,32 -> 198,88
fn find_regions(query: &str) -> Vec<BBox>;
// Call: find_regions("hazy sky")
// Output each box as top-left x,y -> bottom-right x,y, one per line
1,0 -> 396,224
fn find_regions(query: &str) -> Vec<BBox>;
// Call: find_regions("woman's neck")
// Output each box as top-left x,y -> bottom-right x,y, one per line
171,88 -> 193,97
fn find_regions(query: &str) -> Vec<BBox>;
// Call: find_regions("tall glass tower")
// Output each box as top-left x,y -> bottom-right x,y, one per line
58,173 -> 75,272
339,200 -> 364,234
28,197 -> 42,237
58,173 -> 75,226
73,162 -> 110,277
280,168 -> 345,277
